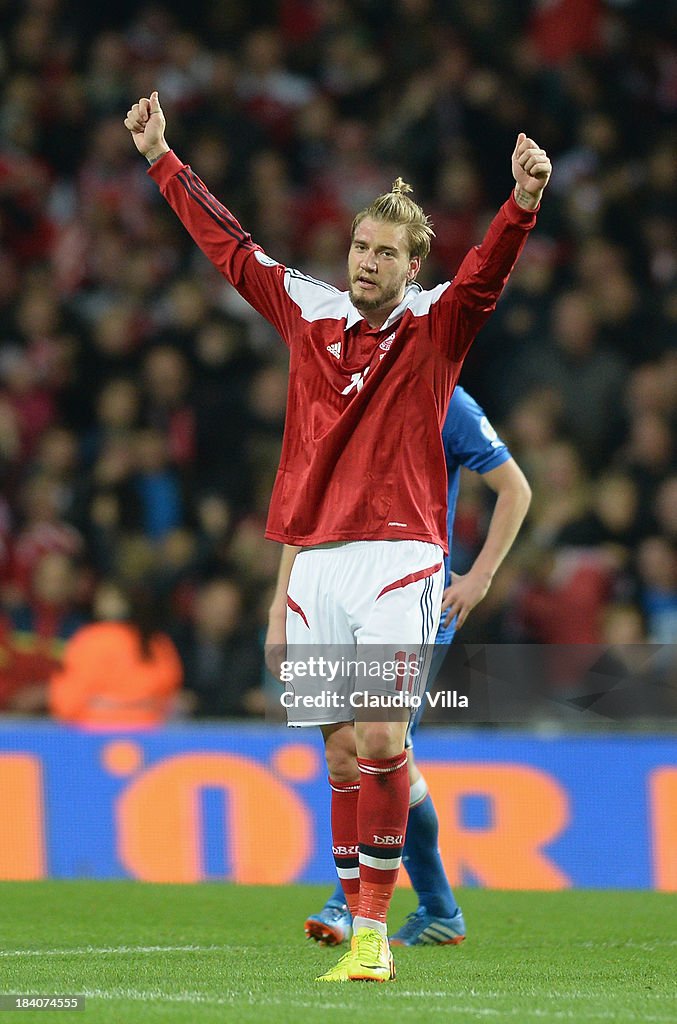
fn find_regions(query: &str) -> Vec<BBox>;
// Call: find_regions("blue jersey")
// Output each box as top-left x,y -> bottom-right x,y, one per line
436,386 -> 511,644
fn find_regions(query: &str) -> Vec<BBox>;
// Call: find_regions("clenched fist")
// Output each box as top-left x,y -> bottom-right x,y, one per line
124,91 -> 169,163
511,133 -> 552,210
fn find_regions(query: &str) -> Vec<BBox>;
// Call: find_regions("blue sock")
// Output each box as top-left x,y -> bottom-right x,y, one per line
327,881 -> 347,907
403,790 -> 458,918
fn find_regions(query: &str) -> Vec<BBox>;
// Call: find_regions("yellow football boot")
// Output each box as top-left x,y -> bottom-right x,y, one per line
347,927 -> 396,982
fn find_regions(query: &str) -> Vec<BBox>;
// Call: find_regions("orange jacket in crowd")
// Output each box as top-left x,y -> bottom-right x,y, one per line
49,622 -> 183,729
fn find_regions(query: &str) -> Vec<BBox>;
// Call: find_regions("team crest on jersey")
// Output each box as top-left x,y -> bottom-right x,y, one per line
379,331 -> 396,351
327,342 -> 342,359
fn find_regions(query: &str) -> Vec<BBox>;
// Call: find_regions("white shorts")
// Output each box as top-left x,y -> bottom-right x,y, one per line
284,540 -> 444,726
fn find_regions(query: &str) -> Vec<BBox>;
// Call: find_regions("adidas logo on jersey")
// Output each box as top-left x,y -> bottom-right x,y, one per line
327,342 -> 342,359
379,331 -> 396,351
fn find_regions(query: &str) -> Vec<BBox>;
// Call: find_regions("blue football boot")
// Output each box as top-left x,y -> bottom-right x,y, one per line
390,905 -> 466,946
304,899 -> 353,946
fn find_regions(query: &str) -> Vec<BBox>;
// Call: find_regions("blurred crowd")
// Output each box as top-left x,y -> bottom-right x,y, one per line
0,0 -> 675,722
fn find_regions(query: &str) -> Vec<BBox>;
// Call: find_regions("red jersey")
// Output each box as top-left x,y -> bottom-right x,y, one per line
150,152 -> 537,552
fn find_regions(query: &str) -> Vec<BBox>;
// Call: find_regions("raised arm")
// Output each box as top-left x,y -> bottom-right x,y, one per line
437,134 -> 552,361
124,92 -> 299,340
441,458 -> 532,629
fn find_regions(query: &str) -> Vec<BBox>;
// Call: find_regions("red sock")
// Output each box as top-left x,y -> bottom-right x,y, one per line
356,753 -> 409,924
329,776 -> 360,917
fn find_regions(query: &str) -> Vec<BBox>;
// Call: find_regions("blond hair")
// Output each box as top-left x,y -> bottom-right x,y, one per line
351,177 -> 435,260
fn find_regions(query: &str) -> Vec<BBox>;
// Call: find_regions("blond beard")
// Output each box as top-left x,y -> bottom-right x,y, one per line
348,273 -> 407,314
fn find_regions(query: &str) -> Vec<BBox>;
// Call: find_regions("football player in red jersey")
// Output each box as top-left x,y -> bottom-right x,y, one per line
125,91 -> 550,982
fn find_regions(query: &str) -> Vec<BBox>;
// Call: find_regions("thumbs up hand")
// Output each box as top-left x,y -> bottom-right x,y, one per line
124,91 -> 169,163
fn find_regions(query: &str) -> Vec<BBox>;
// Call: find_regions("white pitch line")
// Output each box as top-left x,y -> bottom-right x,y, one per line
0,944 -> 245,958
575,939 -> 677,950
74,989 -> 677,1022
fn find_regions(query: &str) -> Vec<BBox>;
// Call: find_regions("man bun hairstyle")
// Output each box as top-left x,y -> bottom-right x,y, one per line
351,177 -> 435,261
391,177 -> 413,195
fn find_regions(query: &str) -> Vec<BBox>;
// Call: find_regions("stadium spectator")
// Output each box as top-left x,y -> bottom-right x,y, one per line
554,471 -> 642,558
131,427 -> 185,542
49,578 -> 183,729
82,377 -> 141,469
236,26 -> 316,143
635,537 -> 677,644
514,546 -> 614,646
175,576 -> 264,718
506,289 -> 627,468
8,475 -> 84,601
140,345 -> 196,467
0,550 -> 87,713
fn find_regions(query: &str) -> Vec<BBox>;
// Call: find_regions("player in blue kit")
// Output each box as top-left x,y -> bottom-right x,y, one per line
266,385 -> 531,946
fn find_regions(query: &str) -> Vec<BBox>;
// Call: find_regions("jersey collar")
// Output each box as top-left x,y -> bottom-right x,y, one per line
344,282 -> 423,332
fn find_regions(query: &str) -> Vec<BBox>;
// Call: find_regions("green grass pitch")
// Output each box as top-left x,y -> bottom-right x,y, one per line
0,882 -> 675,1023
